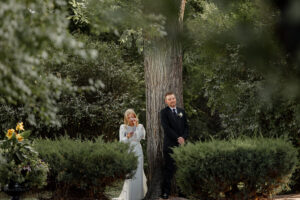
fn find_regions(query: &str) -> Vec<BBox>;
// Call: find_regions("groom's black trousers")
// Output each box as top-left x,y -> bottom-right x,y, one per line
162,147 -> 176,195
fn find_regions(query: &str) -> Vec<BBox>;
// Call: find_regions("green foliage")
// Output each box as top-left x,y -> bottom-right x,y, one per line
0,124 -> 48,189
186,44 -> 300,139
86,0 -> 167,39
41,34 -> 145,139
0,0 -> 96,126
183,1 -> 300,189
34,137 -> 137,199
68,0 -> 89,26
0,34 -> 145,140
183,0 -> 300,139
172,138 -> 298,200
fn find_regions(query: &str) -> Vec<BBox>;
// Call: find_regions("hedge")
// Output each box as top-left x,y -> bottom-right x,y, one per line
172,138 -> 298,200
34,137 -> 137,199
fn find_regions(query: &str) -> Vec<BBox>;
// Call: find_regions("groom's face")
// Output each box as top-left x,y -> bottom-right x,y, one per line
165,94 -> 176,108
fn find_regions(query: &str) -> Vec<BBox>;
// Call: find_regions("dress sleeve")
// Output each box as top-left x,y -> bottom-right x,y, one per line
119,125 -> 129,143
131,124 -> 146,142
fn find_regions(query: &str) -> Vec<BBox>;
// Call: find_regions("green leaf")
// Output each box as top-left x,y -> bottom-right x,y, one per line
20,130 -> 31,139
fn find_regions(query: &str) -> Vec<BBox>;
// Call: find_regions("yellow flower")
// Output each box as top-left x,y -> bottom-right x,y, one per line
16,134 -> 24,142
6,129 -> 15,139
16,122 -> 24,131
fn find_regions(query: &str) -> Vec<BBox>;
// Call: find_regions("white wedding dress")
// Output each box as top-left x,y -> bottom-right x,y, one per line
113,124 -> 148,200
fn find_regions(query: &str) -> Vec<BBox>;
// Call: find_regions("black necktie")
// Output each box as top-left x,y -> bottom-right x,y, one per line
172,109 -> 177,117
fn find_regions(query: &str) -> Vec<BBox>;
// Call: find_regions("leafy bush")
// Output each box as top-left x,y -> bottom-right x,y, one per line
46,35 -> 144,140
34,137 -> 137,199
172,138 -> 298,200
183,1 -> 300,190
0,34 -> 145,140
0,0 -> 96,127
0,123 -> 48,189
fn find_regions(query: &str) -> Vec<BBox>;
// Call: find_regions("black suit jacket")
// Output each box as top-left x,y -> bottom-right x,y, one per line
161,106 -> 189,150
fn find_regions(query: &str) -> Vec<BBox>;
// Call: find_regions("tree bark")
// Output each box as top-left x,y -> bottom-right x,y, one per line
144,38 -> 183,199
144,0 -> 186,197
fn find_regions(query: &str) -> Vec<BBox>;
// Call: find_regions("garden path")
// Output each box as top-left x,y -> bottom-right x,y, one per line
158,197 -> 187,200
274,194 -> 300,200
158,193 -> 300,200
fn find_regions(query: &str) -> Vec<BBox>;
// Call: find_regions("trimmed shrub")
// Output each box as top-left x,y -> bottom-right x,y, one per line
34,137 -> 137,199
172,138 -> 298,200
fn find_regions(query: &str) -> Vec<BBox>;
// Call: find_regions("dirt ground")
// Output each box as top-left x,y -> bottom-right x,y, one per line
158,194 -> 300,200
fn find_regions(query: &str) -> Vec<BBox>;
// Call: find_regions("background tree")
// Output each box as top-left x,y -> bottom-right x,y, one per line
143,0 -> 187,198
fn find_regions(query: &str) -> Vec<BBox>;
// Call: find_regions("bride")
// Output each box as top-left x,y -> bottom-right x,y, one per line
113,109 -> 147,200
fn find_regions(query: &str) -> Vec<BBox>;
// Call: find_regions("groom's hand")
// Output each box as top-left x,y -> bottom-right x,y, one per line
178,137 -> 185,145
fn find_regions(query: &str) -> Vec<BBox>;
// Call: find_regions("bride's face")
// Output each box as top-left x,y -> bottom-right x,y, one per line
127,113 -> 136,125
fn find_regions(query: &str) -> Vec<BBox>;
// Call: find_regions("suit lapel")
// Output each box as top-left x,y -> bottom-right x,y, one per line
166,107 -> 174,121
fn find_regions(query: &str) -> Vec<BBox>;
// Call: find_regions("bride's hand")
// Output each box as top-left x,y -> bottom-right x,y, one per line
133,118 -> 139,126
127,132 -> 134,138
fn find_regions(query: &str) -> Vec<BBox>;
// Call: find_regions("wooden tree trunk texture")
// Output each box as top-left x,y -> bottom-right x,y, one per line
144,39 -> 183,199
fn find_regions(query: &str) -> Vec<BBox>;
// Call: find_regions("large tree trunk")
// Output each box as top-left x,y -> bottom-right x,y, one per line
144,39 -> 183,199
144,1 -> 186,198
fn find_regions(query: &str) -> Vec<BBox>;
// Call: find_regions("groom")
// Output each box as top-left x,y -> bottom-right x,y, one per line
160,92 -> 189,199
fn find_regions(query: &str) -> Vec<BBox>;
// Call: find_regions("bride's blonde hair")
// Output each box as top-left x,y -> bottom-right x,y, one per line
124,109 -> 139,126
